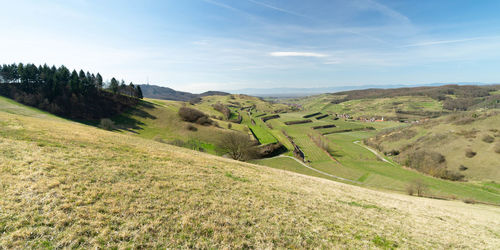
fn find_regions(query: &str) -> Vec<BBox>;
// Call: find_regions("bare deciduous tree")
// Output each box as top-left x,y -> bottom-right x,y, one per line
217,132 -> 258,161
406,179 -> 427,197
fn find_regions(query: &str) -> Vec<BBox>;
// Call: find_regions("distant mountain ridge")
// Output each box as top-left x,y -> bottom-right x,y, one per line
139,84 -> 229,101
231,82 -> 499,97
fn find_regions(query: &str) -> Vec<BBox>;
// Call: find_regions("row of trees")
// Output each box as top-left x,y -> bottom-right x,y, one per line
0,63 -> 143,119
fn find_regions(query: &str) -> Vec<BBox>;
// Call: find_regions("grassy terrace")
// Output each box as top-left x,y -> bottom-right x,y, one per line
254,110 -> 500,205
240,111 -> 278,144
288,94 -> 444,120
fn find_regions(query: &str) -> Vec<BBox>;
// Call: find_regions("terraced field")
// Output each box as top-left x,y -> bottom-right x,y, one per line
252,109 -> 500,204
282,94 -> 445,121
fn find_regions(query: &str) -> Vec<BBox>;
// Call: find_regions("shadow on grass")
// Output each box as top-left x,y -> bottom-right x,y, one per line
328,150 -> 344,158
76,100 -> 157,132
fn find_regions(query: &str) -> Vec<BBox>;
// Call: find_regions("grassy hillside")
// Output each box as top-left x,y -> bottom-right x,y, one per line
93,94 -> 500,204
110,98 -> 248,154
1,97 -> 500,248
366,110 -> 500,183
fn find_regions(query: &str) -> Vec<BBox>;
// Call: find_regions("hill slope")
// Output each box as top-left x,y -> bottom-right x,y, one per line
365,111 -> 500,183
285,84 -> 500,121
139,84 -> 229,101
1,95 -> 500,248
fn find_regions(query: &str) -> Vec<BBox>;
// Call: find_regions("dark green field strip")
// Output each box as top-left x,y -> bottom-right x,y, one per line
284,119 -> 313,125
303,112 -> 322,118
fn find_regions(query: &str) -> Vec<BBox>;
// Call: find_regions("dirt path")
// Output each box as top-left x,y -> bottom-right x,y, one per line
274,155 -> 361,184
353,141 -> 397,167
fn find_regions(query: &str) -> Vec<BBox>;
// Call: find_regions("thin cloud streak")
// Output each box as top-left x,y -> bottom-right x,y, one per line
246,0 -> 311,19
365,0 -> 410,23
402,36 -> 500,47
270,51 -> 328,57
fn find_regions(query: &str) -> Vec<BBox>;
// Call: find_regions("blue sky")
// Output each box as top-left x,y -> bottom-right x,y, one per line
1,0 -> 500,93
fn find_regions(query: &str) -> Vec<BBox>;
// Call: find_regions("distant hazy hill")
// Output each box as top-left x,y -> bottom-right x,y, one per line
139,84 -> 229,101
232,82 -> 498,97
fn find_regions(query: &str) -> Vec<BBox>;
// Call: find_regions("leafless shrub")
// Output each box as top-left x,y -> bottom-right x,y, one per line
463,198 -> 476,204
482,135 -> 494,143
216,132 -> 258,161
494,143 -> 500,154
186,124 -> 198,131
212,102 -> 231,120
178,107 -> 212,125
407,179 -> 427,197
99,118 -> 115,131
197,116 -> 213,125
168,139 -> 185,147
456,129 -> 479,139
310,133 -> 330,152
465,149 -> 477,158
153,135 -> 165,143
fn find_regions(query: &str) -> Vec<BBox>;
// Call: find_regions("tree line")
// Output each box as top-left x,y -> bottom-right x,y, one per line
0,63 -> 143,119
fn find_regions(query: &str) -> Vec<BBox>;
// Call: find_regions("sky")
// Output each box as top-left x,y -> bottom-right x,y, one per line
1,0 -> 500,93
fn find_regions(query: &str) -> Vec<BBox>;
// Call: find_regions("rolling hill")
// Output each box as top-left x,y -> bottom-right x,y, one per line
284,84 -> 500,121
139,84 -> 229,101
1,96 -> 499,248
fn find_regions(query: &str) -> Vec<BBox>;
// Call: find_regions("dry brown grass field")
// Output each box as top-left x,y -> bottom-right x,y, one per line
1,102 -> 500,248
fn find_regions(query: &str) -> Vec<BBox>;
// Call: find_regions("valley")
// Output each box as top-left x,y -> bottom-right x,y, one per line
99,86 -> 500,205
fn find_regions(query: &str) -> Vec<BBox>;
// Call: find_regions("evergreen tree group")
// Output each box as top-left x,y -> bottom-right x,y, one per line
0,63 -> 143,119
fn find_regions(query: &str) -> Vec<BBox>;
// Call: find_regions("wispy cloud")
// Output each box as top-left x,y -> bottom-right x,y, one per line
246,0 -> 310,19
270,51 -> 327,57
365,0 -> 410,23
402,36 -> 500,47
202,0 -> 240,12
202,0 -> 259,20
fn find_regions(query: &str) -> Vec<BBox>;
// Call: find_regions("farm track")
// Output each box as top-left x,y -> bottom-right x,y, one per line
353,141 -> 397,167
273,155 -> 361,184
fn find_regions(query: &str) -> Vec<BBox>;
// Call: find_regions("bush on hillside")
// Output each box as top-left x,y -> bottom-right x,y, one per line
168,139 -> 185,147
482,135 -> 494,143
310,133 -> 330,152
494,143 -> 500,154
456,129 -> 479,139
384,129 -> 418,142
465,149 -> 477,158
188,97 -> 202,105
406,179 -> 427,197
216,132 -> 258,161
186,124 -> 198,131
153,135 -> 166,143
442,170 -> 465,181
463,198 -> 477,204
178,107 -> 212,125
443,98 -> 476,111
384,149 -> 400,156
404,150 -> 461,180
212,103 -> 231,120
99,118 -> 115,131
